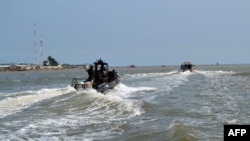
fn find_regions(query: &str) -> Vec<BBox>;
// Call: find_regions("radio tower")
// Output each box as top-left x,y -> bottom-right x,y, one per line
34,23 -> 37,65
40,39 -> 44,66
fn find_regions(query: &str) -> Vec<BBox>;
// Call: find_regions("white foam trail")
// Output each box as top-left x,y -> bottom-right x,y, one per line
178,71 -> 193,75
0,86 -> 76,118
125,70 -> 179,79
224,119 -> 239,124
107,83 -> 156,98
72,84 -> 146,118
195,70 -> 234,77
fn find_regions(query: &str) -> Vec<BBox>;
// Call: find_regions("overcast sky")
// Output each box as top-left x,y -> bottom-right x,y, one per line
1,0 -> 250,66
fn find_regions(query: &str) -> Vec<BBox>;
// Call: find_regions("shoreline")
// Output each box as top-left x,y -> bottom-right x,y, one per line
0,64 -> 80,72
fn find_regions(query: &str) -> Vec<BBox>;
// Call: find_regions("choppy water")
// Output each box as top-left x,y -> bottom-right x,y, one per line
1,64 -> 250,141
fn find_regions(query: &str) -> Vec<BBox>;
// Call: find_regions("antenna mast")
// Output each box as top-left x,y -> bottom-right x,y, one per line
34,23 -> 37,65
40,39 -> 44,66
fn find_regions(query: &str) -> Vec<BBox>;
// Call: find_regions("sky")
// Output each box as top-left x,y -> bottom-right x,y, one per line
1,0 -> 250,66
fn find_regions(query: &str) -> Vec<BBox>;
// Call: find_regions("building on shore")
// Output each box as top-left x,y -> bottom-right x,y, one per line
0,64 -> 63,72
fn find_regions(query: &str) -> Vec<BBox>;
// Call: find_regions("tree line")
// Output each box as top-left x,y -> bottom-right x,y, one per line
42,56 -> 86,68
43,56 -> 59,66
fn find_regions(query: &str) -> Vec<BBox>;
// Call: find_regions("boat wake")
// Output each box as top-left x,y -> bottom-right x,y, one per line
106,83 -> 156,98
71,82 -> 154,116
77,87 -> 144,117
0,86 -> 76,118
0,83 -> 148,140
195,70 -> 234,77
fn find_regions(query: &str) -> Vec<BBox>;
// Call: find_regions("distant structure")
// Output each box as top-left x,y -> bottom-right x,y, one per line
33,23 -> 37,65
40,39 -> 44,66
33,22 -> 44,66
128,65 -> 136,68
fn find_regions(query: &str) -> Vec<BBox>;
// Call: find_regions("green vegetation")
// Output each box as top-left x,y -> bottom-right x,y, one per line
43,56 -> 59,66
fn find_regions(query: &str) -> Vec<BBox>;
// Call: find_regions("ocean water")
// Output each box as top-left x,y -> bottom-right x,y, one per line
1,64 -> 250,141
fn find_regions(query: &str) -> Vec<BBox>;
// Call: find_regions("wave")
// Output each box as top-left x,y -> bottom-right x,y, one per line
106,83 -> 156,98
232,71 -> 250,76
0,86 -> 76,118
0,82 -> 152,119
3,85 -> 147,140
74,83 -> 151,116
122,122 -> 201,141
195,70 -> 234,77
124,70 -> 179,79
167,122 -> 200,141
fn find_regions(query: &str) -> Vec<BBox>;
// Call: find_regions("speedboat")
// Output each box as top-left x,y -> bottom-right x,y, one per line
180,62 -> 194,72
71,59 -> 120,93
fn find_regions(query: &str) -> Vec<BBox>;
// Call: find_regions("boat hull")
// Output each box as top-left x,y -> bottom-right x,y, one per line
71,78 -> 120,93
96,79 -> 120,93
